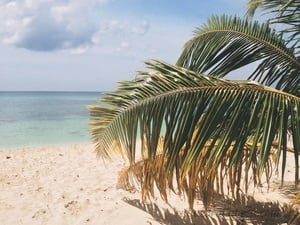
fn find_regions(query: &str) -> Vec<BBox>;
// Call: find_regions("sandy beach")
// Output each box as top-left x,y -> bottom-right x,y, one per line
0,143 -> 299,225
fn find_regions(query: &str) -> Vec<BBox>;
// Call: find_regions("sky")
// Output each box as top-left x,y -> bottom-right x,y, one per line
0,0 -> 249,91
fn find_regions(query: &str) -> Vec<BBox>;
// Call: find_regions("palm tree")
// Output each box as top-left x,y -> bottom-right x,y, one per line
88,0 -> 299,210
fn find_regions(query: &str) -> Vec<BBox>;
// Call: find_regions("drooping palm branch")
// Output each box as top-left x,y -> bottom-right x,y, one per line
89,61 -> 300,209
176,15 -> 300,97
247,0 -> 300,54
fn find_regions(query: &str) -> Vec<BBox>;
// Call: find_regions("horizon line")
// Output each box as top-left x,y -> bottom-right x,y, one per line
0,90 -> 106,93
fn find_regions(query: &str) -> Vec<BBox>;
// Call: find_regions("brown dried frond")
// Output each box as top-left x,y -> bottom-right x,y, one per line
116,139 -> 282,210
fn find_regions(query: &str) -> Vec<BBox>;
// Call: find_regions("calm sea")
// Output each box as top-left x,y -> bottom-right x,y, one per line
0,91 -> 101,149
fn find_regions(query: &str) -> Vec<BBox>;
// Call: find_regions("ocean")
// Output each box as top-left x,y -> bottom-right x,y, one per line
0,91 -> 102,149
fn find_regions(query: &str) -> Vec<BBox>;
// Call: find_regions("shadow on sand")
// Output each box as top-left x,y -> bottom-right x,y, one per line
123,194 -> 299,225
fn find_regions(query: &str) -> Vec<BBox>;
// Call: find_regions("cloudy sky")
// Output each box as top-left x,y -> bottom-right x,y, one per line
0,0 -> 248,91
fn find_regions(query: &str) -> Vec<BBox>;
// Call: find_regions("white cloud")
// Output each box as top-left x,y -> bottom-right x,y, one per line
120,41 -> 129,48
68,45 -> 90,55
131,20 -> 150,35
0,0 -> 151,53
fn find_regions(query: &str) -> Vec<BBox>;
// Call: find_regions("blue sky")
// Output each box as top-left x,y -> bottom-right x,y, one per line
0,0 -> 248,91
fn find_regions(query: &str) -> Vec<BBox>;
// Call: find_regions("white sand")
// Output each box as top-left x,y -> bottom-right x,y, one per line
0,143 -> 298,225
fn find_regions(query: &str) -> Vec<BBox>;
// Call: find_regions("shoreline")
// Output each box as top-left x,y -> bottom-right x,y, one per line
0,143 -> 299,224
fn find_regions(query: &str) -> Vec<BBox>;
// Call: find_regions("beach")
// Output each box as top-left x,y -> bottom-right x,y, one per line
0,143 -> 160,225
0,143 -> 299,225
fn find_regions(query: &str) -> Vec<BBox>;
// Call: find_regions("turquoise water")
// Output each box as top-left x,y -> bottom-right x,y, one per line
0,92 -> 101,149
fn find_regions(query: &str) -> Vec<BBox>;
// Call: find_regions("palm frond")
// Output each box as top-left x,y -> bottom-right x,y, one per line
117,140 -> 294,209
247,0 -> 300,17
247,0 -> 300,53
89,61 -> 234,161
89,61 -> 300,209
176,15 -> 300,97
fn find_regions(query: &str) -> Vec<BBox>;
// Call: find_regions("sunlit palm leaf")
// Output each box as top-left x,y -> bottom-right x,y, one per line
176,15 -> 300,97
89,61 -> 234,161
247,0 -> 300,54
89,61 -> 300,209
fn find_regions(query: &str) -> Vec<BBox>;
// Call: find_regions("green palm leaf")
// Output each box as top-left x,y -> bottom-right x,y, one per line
176,15 -> 300,97
247,0 -> 300,53
89,61 -> 300,209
